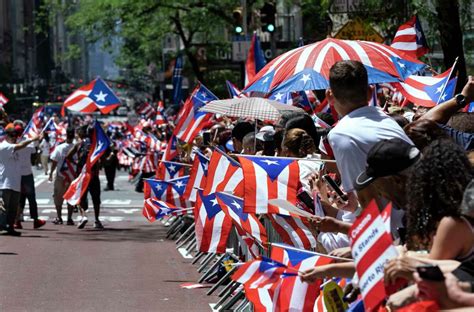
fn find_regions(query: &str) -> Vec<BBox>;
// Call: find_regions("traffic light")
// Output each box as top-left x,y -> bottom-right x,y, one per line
260,2 -> 276,33
233,7 -> 243,34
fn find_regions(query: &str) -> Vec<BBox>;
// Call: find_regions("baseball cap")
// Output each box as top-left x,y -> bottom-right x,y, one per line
5,123 -> 15,133
354,138 -> 421,191
256,125 -> 275,142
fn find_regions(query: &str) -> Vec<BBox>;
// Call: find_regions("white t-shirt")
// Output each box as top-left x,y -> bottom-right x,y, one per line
328,106 -> 413,192
50,142 -> 74,177
39,140 -> 51,156
0,141 -> 21,192
18,145 -> 35,176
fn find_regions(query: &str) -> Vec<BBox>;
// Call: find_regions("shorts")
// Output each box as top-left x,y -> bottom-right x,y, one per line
53,176 -> 71,208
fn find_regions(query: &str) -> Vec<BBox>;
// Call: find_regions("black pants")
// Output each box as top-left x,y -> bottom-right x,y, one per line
0,189 -> 20,230
19,174 -> 38,220
104,165 -> 116,190
80,174 -> 101,211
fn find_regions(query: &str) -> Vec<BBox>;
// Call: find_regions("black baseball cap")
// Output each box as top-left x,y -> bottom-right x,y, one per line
354,138 -> 421,191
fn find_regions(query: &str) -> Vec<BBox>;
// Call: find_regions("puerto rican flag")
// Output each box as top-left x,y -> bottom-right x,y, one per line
349,200 -> 399,311
391,16 -> 429,59
266,213 -> 317,249
183,151 -> 210,202
245,32 -> 267,86
393,67 -> 457,107
137,102 -> 156,119
21,107 -> 44,140
203,149 -> 243,197
64,77 -> 121,114
42,117 -> 58,133
271,243 -> 333,312
0,92 -> 9,106
156,160 -> 186,180
193,190 -> 233,254
173,83 -> 218,143
64,122 -> 110,205
59,158 -> 76,184
161,135 -> 178,161
143,176 -> 190,207
216,192 -> 267,246
226,80 -> 247,98
155,109 -> 167,126
231,257 -> 294,289
142,198 -> 191,222
237,155 -> 300,214
0,126 -> 5,142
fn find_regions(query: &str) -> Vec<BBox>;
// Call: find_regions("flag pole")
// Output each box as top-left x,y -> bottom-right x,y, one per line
268,242 -> 354,262
230,153 -> 337,163
436,57 -> 459,105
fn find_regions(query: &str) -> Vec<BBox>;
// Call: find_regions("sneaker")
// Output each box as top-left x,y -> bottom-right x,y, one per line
33,219 -> 46,229
77,217 -> 88,229
14,221 -> 23,229
66,219 -> 75,226
52,218 -> 63,225
2,229 -> 21,236
93,221 -> 104,229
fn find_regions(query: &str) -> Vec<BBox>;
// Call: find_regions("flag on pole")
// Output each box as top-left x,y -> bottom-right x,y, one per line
64,77 -> 121,114
173,83 -> 218,143
237,155 -> 300,214
0,92 -> 9,106
266,213 -> 317,249
393,67 -> 457,107
137,102 -> 156,119
391,16 -> 429,58
42,117 -> 58,133
172,54 -> 184,105
231,257 -> 294,288
204,149 -> 243,197
142,198 -> 189,222
183,151 -> 210,202
226,80 -> 246,99
64,122 -> 110,205
156,160 -> 186,180
161,135 -> 178,161
193,190 -> 233,254
245,33 -> 267,86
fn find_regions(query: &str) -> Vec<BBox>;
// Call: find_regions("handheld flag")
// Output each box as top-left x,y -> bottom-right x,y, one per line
183,151 -> 210,202
0,92 -> 9,106
245,33 -> 267,86
64,77 -> 121,114
391,16 -> 429,58
172,54 -> 184,105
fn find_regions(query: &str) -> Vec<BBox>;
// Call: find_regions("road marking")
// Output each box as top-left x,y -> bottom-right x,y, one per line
102,199 -> 132,205
37,199 -> 50,205
41,209 -> 56,214
116,209 -> 140,214
34,178 -> 47,187
209,303 -> 218,312
178,247 -> 194,259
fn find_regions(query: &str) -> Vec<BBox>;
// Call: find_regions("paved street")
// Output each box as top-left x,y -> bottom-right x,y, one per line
0,169 -> 214,312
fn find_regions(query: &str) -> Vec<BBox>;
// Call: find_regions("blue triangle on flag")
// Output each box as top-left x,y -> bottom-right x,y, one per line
259,256 -> 286,272
171,176 -> 189,195
285,248 -> 315,267
196,152 -> 210,176
216,192 -> 248,221
243,156 -> 295,182
244,71 -> 275,93
146,179 -> 168,198
270,69 -> 328,94
90,78 -> 120,106
198,191 -> 222,220
391,56 -> 426,80
165,162 -> 182,176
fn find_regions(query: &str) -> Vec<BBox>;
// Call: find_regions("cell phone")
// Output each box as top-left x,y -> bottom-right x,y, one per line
416,265 -> 445,282
297,191 -> 315,212
322,174 -> 348,201
202,131 -> 211,146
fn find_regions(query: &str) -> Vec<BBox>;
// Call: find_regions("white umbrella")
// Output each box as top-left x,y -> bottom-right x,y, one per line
199,97 -> 304,122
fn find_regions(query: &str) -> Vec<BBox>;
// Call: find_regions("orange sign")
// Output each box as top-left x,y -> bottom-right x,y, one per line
334,18 -> 384,43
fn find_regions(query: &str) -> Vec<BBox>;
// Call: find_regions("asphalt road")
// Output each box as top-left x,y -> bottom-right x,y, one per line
0,168 -> 214,312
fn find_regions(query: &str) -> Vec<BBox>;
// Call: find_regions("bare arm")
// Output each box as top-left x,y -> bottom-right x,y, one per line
300,262 -> 355,283
420,75 -> 474,124
14,135 -> 40,151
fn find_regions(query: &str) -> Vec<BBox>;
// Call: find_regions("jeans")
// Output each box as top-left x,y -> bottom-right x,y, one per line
104,165 -> 116,190
19,174 -> 38,220
80,174 -> 101,211
0,189 -> 20,230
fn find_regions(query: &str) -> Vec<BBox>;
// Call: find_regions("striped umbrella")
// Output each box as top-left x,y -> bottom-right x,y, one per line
244,38 -> 426,94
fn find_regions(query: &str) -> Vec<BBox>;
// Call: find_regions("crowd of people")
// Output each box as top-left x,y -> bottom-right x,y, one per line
0,59 -> 473,310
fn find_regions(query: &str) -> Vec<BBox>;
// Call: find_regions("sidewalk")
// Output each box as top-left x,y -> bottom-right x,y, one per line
0,220 -> 214,312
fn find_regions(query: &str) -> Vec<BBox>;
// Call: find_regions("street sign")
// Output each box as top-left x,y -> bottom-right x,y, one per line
334,17 -> 384,43
232,40 -> 250,62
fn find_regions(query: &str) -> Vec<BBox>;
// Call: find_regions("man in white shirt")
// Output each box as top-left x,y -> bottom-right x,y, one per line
49,128 -> 76,225
326,61 -> 413,210
0,124 -> 41,236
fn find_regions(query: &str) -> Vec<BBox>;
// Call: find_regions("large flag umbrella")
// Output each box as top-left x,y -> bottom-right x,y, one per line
244,38 -> 427,94
199,97 -> 304,122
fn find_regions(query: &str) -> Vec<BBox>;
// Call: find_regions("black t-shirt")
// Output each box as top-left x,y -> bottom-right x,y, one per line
453,259 -> 474,283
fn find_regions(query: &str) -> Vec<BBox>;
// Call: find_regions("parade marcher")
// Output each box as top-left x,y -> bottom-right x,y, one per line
14,123 -> 46,230
103,144 -> 118,191
49,128 -> 76,225
0,124 -> 41,236
39,134 -> 51,175
67,125 -> 103,229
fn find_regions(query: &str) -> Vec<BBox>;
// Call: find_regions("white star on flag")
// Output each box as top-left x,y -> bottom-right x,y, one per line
262,159 -> 279,166
94,91 -> 108,102
202,162 -> 209,171
441,93 -> 447,101
231,201 -> 241,209
93,141 -> 104,156
168,164 -> 176,172
175,181 -> 184,188
156,184 -> 162,191
436,85 -> 444,94
262,76 -> 270,84
274,93 -> 284,101
210,198 -> 219,206
300,74 -> 311,84
398,62 -> 406,69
